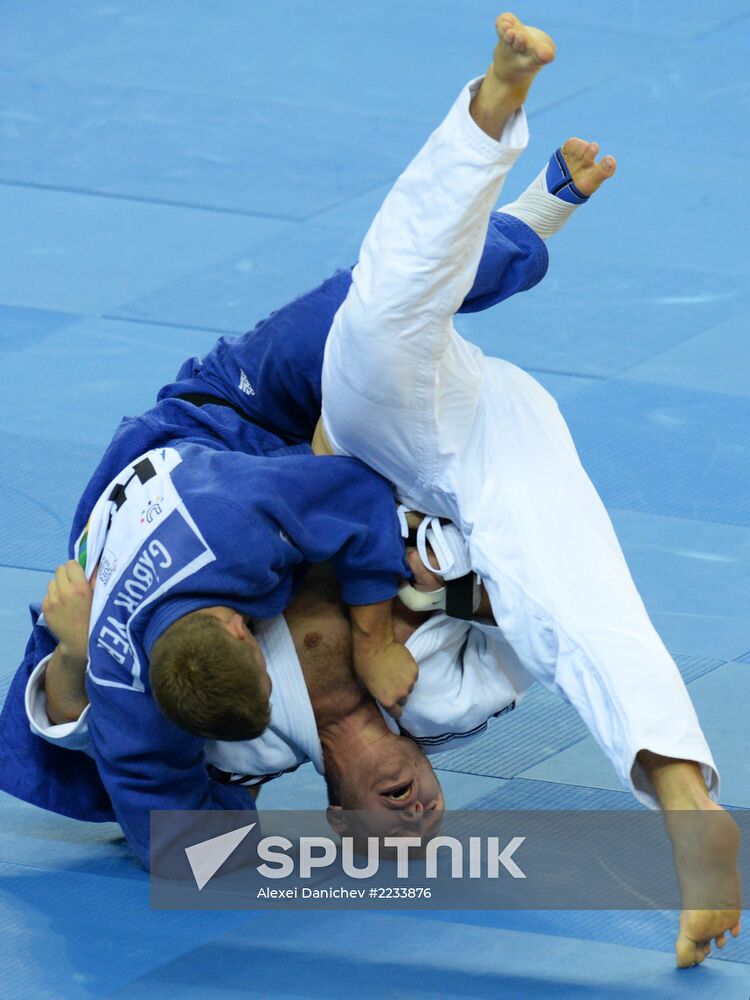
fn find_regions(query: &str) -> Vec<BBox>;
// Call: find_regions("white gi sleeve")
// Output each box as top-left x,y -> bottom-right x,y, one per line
25,655 -> 93,754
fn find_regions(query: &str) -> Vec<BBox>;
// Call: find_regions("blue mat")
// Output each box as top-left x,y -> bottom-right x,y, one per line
521,662 -> 750,809
2,1 -> 750,996
456,254 -> 750,378
100,911 -> 750,1000
626,311 -> 750,398
564,380 -> 750,526
465,778 -> 638,811
0,186 -> 281,316
114,220 -> 363,335
610,510 -> 750,657
0,314 -> 214,446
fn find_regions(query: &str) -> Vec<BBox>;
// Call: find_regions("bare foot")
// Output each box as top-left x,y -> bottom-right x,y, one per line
678,909 -> 742,968
668,800 -> 742,967
492,12 -> 556,93
560,137 -> 617,197
471,14 -> 555,139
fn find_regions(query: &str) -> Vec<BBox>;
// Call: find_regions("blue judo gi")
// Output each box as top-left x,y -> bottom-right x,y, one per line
0,212 -> 547,868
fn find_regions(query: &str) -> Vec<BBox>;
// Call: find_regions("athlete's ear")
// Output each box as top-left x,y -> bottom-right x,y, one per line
326,805 -> 348,837
227,613 -> 250,641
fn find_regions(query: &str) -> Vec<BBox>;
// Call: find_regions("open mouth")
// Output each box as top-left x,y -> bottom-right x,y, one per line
382,780 -> 415,806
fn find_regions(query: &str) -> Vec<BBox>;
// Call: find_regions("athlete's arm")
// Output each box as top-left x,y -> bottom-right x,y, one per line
349,599 -> 417,720
31,582 -> 257,873
176,448 -> 410,612
41,561 -> 92,724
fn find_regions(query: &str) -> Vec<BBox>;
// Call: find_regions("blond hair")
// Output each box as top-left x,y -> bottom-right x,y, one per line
150,613 -> 270,741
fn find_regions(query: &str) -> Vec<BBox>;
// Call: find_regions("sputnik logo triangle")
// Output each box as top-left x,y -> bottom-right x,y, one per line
184,823 -> 257,890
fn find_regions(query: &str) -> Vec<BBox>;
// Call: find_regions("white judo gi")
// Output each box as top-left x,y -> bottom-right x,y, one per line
321,79 -> 718,806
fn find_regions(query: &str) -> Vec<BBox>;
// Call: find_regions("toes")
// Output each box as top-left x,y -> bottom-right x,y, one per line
497,12 -> 518,39
582,142 -> 599,166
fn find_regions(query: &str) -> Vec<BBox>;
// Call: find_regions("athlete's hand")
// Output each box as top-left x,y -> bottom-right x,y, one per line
406,546 -> 443,591
353,639 -> 418,720
42,560 -> 94,662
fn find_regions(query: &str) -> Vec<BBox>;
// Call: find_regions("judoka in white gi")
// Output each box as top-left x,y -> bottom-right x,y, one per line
314,12 -> 741,967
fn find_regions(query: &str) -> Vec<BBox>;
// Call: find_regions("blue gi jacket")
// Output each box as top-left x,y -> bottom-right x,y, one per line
77,442 -> 407,868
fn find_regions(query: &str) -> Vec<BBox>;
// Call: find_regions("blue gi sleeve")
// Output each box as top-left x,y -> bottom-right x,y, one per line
86,671 -> 256,872
0,606 -> 114,823
458,211 -> 549,313
159,213 -> 548,444
277,454 -> 408,606
172,447 -> 408,611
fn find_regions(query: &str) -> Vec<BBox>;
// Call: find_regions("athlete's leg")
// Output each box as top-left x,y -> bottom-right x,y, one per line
321,14 -> 554,516
461,359 -> 717,800
459,360 -> 740,965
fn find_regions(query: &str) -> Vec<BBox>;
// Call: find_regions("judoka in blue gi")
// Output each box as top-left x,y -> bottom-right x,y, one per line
0,187 -> 549,870
8,437 -> 412,868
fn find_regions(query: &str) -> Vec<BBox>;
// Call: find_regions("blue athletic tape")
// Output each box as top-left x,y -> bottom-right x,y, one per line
545,147 -> 589,205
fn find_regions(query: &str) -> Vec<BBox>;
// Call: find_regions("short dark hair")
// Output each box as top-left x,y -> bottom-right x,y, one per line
150,612 -> 270,741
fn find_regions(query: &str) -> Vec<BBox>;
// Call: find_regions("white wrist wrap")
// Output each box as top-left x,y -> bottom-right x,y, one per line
398,583 -> 447,612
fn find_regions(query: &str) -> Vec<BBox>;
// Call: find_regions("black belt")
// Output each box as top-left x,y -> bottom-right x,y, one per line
175,392 -> 253,423
445,573 -> 476,620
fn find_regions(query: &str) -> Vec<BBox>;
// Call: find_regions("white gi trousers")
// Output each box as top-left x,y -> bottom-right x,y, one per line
321,79 -> 718,807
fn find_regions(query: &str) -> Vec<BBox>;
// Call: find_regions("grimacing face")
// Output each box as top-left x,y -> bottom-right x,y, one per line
332,735 -> 445,839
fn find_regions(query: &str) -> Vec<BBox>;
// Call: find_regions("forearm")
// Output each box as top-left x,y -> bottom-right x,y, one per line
45,645 -> 89,725
349,598 -> 418,718
350,599 -> 396,649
